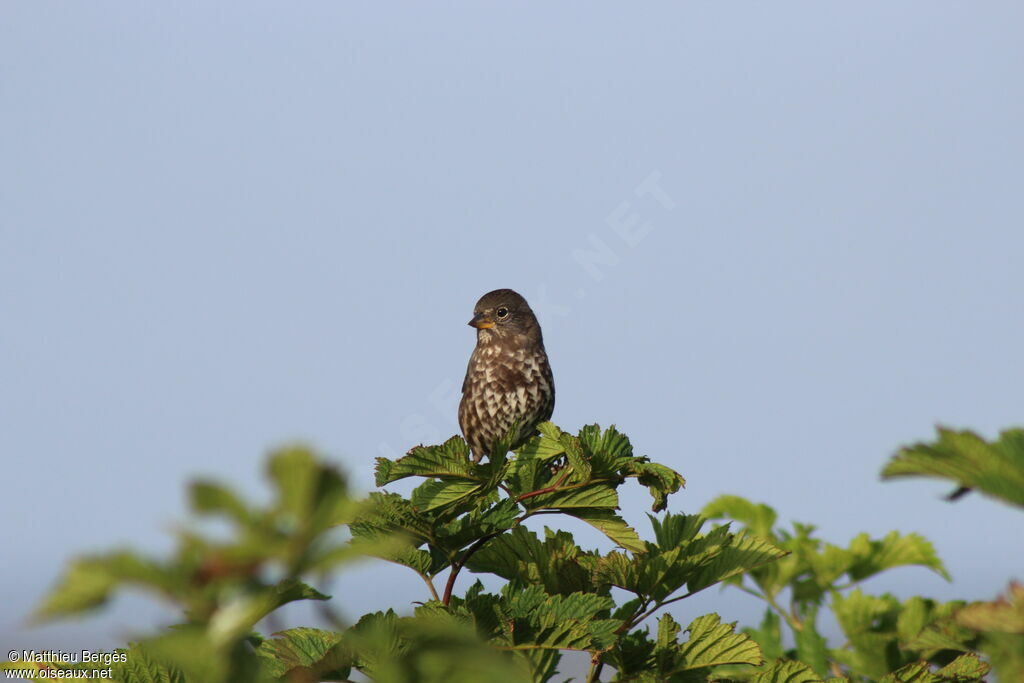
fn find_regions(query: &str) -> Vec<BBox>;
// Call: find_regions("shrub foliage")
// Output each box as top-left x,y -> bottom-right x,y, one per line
4,423 -> 1022,681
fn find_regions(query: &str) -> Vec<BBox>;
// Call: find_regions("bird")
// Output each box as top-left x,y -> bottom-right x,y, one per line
458,289 -> 555,463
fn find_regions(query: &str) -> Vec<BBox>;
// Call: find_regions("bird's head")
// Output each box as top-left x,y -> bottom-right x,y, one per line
468,288 -> 541,344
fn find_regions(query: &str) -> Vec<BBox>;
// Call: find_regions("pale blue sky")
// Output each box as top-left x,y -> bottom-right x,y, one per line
3,2 -> 1023,652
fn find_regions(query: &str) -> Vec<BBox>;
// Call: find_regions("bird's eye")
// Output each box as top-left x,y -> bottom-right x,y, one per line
496,307 -> 509,319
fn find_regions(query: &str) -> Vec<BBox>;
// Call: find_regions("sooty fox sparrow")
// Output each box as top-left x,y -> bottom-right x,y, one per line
458,289 -> 555,463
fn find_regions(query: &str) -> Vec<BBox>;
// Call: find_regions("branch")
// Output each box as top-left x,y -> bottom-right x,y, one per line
626,580 -> 729,632
418,572 -> 440,603
439,506 -> 545,605
586,651 -> 604,683
441,531 -> 502,605
615,599 -> 651,636
765,590 -> 802,631
515,470 -> 572,503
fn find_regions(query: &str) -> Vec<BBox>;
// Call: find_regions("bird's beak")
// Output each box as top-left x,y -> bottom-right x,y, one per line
468,312 -> 495,329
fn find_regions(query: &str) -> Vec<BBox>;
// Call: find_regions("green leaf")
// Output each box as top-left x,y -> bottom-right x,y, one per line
831,589 -> 906,680
110,643 -> 188,683
954,585 -> 1024,680
355,495 -> 514,577
338,610 -> 404,676
574,424 -> 687,511
750,659 -> 826,683
34,551 -> 177,620
897,596 -> 975,655
376,436 -> 477,486
676,613 -> 763,669
879,653 -> 988,682
578,424 -> 634,466
702,495 -> 779,540
957,582 -> 1024,633
686,530 -> 790,593
514,648 -> 561,683
743,609 -> 785,661
345,609 -> 530,682
614,613 -> 763,679
483,446 -> 512,493
792,603 -> 828,675
562,433 -> 592,483
976,633 -> 1024,682
411,479 -> 482,511
308,529 -> 414,574
901,619 -> 976,656
537,421 -> 563,441
520,483 -> 619,511
350,492 -> 436,547
189,481 -> 252,525
255,626 -> 349,679
489,424 -> 520,463
272,577 -> 330,604
466,526 -> 599,595
566,509 -> 645,553
516,423 -> 567,461
769,521 -> 824,601
934,653 -> 989,679
805,542 -> 854,589
882,427 -> 1024,508
493,585 -> 620,652
207,579 -> 329,647
846,531 -> 950,582
832,589 -> 899,635
267,446 -> 356,532
951,584 -> 1024,681
134,626 -> 231,683
504,457 -> 550,499
631,461 -> 686,512
512,423 -> 684,512
604,627 -> 655,678
596,514 -> 785,604
650,513 -> 705,548
433,499 -> 521,562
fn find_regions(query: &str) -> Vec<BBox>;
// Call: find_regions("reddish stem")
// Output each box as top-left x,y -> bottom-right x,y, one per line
515,471 -> 571,503
441,470 -> 573,605
442,532 -> 501,605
